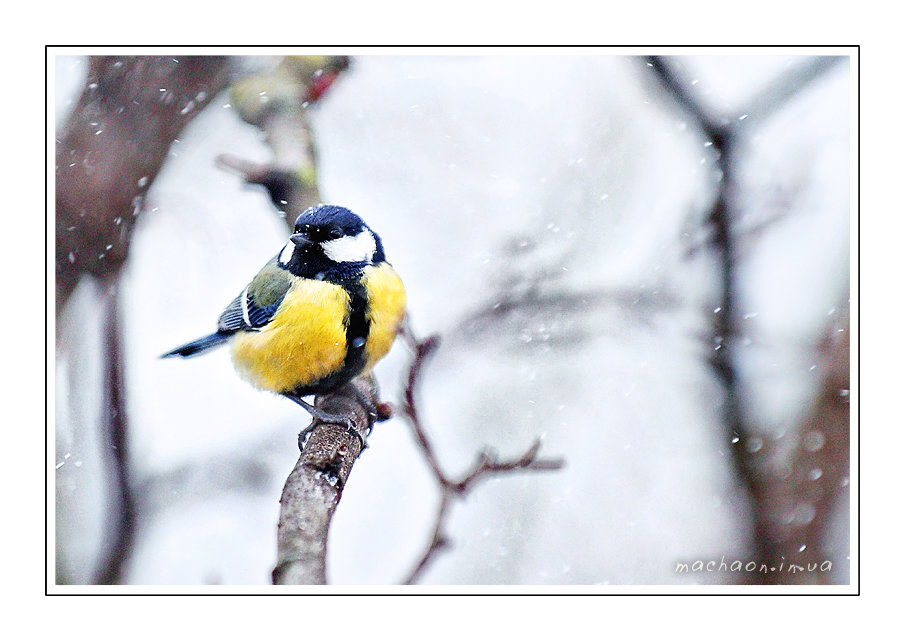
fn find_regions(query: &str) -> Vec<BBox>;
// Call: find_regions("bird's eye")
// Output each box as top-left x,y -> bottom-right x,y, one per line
328,228 -> 343,239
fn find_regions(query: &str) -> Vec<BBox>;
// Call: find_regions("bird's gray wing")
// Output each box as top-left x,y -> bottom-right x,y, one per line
217,258 -> 294,332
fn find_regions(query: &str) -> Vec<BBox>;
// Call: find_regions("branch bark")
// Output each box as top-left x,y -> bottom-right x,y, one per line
272,375 -> 383,585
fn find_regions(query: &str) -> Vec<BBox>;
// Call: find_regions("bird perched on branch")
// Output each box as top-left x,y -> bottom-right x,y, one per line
162,204 -> 407,434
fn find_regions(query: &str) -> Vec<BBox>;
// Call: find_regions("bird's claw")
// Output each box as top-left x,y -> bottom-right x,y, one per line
297,412 -> 368,452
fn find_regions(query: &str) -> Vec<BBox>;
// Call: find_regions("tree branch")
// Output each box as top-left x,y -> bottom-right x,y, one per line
272,375 -> 386,585
208,55 -> 369,586
398,323 -> 565,585
91,275 -> 136,585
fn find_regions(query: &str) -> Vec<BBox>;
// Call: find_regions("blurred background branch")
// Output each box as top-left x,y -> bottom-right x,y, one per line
55,56 -> 233,312
743,311 -> 850,583
218,56 -> 350,225
646,55 -> 849,584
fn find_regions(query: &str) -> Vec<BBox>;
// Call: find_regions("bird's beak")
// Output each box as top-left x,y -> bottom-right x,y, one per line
290,232 -> 312,247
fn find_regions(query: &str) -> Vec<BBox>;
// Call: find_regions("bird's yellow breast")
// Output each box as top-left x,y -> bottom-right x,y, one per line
230,277 -> 349,393
361,262 -> 407,373
229,263 -> 406,396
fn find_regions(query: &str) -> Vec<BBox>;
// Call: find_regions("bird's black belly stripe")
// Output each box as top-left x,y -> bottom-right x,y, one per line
297,278 -> 370,396
339,280 -> 370,379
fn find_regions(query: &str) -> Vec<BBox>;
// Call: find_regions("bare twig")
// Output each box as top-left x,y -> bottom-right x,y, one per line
401,333 -> 449,486
272,375 -> 385,585
399,322 -> 564,584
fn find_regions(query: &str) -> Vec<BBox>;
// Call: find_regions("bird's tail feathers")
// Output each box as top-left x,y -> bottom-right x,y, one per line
161,333 -> 228,358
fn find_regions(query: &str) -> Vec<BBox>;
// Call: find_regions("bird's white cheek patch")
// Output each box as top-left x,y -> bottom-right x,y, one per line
279,242 -> 295,265
322,230 -> 376,263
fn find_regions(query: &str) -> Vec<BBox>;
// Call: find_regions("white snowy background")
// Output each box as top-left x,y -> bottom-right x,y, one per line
54,53 -> 851,586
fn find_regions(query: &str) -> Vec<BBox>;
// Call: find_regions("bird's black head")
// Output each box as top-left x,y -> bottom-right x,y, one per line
278,205 -> 386,282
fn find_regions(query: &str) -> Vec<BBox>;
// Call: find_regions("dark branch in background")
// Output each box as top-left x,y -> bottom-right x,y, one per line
648,55 -> 739,442
646,55 -> 848,584
398,324 -> 564,585
221,56 -> 350,226
647,55 -> 843,436
55,56 -> 232,312
92,278 -> 135,584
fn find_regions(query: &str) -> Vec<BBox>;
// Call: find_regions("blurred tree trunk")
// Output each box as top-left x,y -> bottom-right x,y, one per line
55,56 -> 232,312
55,56 -> 232,584
745,312 -> 850,584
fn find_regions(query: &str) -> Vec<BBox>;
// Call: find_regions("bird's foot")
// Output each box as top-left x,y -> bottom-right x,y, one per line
287,394 -> 369,452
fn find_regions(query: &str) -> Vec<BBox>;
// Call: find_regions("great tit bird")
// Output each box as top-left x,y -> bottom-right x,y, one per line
162,204 -> 407,430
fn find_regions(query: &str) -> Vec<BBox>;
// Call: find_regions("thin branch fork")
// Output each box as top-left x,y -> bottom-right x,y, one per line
399,323 -> 564,585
